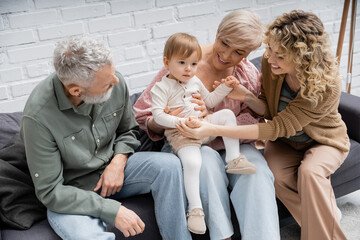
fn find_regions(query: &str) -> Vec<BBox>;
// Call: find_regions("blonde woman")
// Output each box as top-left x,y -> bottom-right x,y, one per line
177,10 -> 350,240
134,10 -> 280,240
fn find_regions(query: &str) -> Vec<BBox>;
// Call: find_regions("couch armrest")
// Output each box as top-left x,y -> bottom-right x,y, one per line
339,92 -> 360,142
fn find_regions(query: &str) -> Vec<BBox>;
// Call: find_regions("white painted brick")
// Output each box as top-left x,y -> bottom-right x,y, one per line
134,9 -> 173,26
0,87 -> 8,100
111,0 -> 153,14
125,46 -> 145,60
26,62 -> 53,78
8,44 -> 55,63
34,0 -> 82,9
0,0 -> 29,14
193,31 -> 208,46
9,10 -> 58,28
112,49 -> 126,64
0,52 -> 6,65
317,9 -> 339,23
156,0 -> 193,7
178,3 -> 215,18
0,30 -> 35,47
61,4 -> 106,21
152,56 -> 164,70
253,7 -> 271,24
116,60 -> 150,76
128,71 -> 157,89
0,97 -> 28,113
38,23 -> 84,40
89,15 -> 131,33
11,81 -> 40,98
219,0 -> 251,11
270,3 -> 306,18
153,22 -> 194,38
257,0 -> 282,3
108,29 -> 149,46
0,18 -> 4,30
0,67 -> 23,83
146,41 -> 166,56
192,15 -> 220,32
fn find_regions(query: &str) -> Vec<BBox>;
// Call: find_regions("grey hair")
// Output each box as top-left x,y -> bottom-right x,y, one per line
53,36 -> 113,87
217,10 -> 264,51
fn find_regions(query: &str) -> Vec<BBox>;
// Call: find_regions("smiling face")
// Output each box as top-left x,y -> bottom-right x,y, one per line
211,38 -> 251,70
81,65 -> 119,104
164,51 -> 199,83
265,39 -> 296,77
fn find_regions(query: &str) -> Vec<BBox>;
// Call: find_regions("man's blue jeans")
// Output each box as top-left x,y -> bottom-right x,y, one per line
47,151 -> 191,240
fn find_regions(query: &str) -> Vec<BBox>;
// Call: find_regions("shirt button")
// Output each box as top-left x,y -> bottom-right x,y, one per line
92,124 -> 95,128
34,173 -> 39,178
71,136 -> 75,140
97,139 -> 100,143
95,150 -> 98,154
183,95 -> 185,98
113,113 -> 117,117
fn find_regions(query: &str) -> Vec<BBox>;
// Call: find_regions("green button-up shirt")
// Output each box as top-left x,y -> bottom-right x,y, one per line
20,72 -> 140,225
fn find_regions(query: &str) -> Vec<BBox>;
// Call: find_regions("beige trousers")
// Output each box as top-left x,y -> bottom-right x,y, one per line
264,138 -> 350,240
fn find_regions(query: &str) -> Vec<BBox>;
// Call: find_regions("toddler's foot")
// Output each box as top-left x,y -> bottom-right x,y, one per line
226,154 -> 256,174
187,208 -> 206,234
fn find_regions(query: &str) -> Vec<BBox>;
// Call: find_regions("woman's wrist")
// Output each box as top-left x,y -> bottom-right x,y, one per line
244,92 -> 265,116
147,116 -> 165,135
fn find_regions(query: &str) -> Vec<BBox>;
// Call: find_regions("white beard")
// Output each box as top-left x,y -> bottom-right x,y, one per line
81,86 -> 113,104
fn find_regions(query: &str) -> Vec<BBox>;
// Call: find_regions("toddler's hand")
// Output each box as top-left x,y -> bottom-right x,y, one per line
185,116 -> 202,129
223,76 -> 239,88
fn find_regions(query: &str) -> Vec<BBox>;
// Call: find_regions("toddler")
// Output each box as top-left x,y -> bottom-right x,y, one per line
150,33 -> 256,234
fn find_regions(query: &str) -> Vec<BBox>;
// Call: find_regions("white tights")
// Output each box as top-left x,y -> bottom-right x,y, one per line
177,109 -> 240,211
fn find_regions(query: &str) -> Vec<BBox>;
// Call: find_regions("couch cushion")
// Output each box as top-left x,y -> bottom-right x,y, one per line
0,112 -> 22,150
1,219 -> 60,240
0,134 -> 46,230
339,92 -> 360,143
332,139 -> 360,197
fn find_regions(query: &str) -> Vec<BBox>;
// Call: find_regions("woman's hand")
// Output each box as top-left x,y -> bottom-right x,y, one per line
176,119 -> 213,140
148,105 -> 185,133
226,84 -> 249,102
191,92 -> 208,118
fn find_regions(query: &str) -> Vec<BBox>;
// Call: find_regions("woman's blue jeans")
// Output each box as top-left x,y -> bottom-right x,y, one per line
198,144 -> 280,240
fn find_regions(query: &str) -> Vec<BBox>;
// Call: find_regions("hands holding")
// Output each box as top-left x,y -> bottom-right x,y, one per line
185,116 -> 202,128
176,118 -> 212,140
213,76 -> 249,102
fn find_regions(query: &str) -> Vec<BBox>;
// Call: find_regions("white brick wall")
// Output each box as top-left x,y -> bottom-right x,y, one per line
0,0 -> 360,113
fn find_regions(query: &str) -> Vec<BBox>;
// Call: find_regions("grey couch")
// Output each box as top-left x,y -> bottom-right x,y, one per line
1,58 -> 360,240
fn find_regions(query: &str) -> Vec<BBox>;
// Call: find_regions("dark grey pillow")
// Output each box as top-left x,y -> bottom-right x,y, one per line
0,133 -> 46,230
0,112 -> 22,150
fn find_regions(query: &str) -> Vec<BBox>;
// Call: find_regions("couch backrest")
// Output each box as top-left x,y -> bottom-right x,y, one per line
0,112 -> 22,150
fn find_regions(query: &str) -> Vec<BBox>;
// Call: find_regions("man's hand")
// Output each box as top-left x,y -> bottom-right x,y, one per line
185,116 -> 202,128
94,154 -> 127,197
115,206 -> 145,237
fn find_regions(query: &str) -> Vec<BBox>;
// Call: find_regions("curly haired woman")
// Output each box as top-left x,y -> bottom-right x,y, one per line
177,10 -> 350,240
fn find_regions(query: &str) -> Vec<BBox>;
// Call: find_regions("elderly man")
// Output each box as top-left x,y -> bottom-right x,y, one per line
20,36 -> 191,240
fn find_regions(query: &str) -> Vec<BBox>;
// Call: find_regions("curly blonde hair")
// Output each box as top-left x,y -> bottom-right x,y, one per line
264,10 -> 339,106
